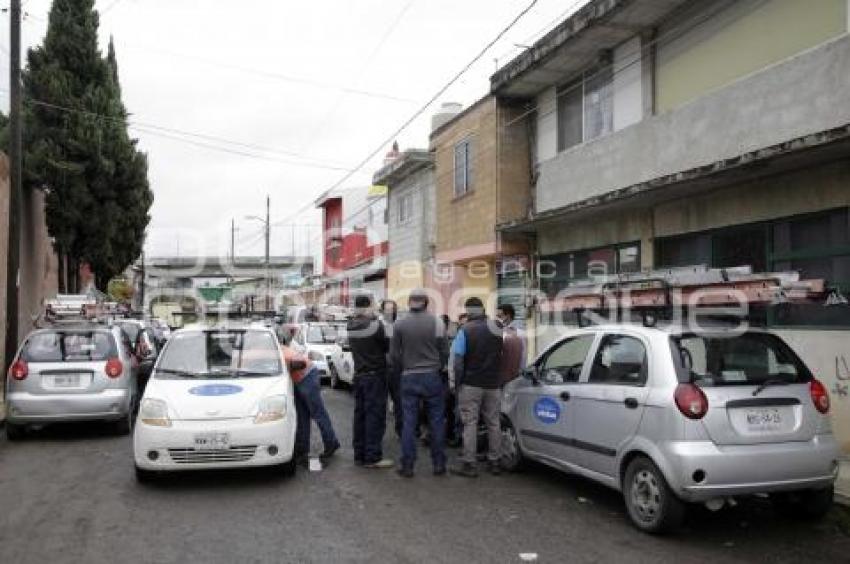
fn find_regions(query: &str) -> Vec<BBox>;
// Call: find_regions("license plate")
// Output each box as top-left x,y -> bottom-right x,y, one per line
745,408 -> 782,430
193,432 -> 230,450
52,374 -> 81,388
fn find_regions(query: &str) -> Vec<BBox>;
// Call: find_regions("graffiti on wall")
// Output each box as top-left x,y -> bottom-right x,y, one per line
832,355 -> 849,399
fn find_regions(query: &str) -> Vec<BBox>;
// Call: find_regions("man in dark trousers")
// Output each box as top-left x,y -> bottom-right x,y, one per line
347,295 -> 394,468
391,289 -> 448,478
451,297 -> 503,478
379,299 -> 402,437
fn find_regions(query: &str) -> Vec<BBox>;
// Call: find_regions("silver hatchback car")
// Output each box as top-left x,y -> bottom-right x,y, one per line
500,323 -> 840,533
5,323 -> 139,439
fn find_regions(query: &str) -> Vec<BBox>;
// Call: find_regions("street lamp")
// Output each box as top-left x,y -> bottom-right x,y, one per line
244,195 -> 271,312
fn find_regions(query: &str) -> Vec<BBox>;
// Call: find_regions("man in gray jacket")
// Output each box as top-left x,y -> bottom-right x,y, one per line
390,289 -> 448,477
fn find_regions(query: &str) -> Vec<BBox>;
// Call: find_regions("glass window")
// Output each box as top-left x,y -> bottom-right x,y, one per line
398,193 -> 413,225
156,330 -> 282,377
583,66 -> 613,141
22,331 -> 116,362
557,79 -> 583,152
589,335 -> 647,386
453,139 -> 472,197
541,335 -> 595,384
672,332 -> 810,387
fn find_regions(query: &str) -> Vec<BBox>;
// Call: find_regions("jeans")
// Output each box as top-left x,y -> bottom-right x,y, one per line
387,370 -> 403,437
353,371 -> 388,464
294,368 -> 339,456
400,372 -> 446,470
458,385 -> 501,465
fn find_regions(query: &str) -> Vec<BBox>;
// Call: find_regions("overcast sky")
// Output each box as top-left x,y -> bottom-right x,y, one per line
2,0 -> 587,261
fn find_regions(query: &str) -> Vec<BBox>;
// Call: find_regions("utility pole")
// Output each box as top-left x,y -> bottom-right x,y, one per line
291,223 -> 295,257
265,195 -> 270,311
230,219 -> 236,262
4,0 -> 22,373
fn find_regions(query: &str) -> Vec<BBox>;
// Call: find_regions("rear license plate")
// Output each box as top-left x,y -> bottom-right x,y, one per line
52,374 -> 81,388
745,408 -> 782,430
194,432 -> 230,450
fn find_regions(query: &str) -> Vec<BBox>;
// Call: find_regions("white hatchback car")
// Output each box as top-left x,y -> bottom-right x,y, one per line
501,323 -> 840,533
133,326 -> 297,481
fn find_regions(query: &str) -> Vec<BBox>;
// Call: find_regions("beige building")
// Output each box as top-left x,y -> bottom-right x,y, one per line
430,95 -> 532,318
492,0 -> 850,451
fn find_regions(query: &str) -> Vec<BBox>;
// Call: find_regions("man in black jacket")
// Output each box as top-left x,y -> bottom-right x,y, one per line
451,297 -> 503,478
348,295 -> 393,468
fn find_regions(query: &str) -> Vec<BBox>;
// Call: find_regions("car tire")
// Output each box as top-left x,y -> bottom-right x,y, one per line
499,418 -> 524,472
623,456 -> 685,534
5,421 -> 26,441
278,458 -> 297,478
135,465 -> 158,484
772,486 -> 834,520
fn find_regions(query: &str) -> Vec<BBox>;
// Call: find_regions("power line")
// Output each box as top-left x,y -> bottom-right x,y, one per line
307,0 -> 541,217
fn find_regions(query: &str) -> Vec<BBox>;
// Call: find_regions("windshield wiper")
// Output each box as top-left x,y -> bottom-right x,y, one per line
156,368 -> 200,379
752,379 -> 790,396
208,368 -> 274,378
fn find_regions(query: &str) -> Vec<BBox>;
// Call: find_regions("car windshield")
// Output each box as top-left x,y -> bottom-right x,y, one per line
21,331 -> 116,362
306,325 -> 338,344
671,332 -> 811,387
156,330 -> 282,378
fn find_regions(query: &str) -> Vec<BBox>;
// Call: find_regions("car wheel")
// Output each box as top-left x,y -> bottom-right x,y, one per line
135,465 -> 158,484
113,410 -> 133,436
771,486 -> 834,520
623,456 -> 685,534
5,421 -> 26,441
279,458 -> 297,478
499,419 -> 524,472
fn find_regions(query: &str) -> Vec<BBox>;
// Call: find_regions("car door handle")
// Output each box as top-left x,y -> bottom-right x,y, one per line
559,391 -> 571,402
624,397 -> 639,409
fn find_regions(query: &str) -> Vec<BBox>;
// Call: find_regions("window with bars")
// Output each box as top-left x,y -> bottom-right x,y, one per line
453,139 -> 472,197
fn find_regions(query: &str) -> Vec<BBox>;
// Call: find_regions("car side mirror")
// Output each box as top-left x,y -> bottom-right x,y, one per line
524,366 -> 540,386
290,359 -> 307,371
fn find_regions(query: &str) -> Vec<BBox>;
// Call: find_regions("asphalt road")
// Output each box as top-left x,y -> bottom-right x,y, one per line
1,388 -> 849,564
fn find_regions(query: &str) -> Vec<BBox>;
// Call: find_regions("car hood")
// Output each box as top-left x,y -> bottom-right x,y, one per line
146,377 -> 288,420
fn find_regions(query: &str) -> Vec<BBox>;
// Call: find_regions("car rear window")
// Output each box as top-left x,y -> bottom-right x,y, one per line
156,330 -> 282,378
21,331 -> 116,362
670,332 -> 811,387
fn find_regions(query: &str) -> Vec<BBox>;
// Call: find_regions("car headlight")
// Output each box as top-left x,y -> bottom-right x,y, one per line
139,398 -> 171,427
255,395 -> 287,424
308,351 -> 325,361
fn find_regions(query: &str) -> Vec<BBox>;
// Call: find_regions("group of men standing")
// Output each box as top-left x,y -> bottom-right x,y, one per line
347,290 -> 526,478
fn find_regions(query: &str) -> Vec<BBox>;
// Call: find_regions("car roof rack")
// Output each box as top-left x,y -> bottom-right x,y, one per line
539,265 -> 832,328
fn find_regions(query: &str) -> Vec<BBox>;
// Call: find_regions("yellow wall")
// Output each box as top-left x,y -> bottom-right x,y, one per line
386,262 -> 425,304
657,0 -> 847,113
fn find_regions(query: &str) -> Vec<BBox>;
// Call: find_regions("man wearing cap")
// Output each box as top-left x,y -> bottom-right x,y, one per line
390,289 -> 449,478
347,295 -> 394,468
451,297 -> 503,478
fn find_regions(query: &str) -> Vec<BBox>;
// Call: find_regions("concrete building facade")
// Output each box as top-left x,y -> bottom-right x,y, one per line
492,0 -> 850,451
373,149 -> 436,304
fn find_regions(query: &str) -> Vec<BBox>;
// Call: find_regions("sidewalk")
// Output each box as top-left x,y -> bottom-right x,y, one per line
837,457 -> 850,507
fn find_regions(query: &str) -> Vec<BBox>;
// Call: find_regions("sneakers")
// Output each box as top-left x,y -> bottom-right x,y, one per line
397,467 -> 414,478
450,462 -> 479,478
319,443 -> 339,462
363,458 -> 394,469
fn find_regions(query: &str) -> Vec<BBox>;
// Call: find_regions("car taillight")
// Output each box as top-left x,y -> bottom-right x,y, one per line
105,357 -> 123,378
810,379 -> 830,414
674,383 -> 708,420
9,359 -> 28,380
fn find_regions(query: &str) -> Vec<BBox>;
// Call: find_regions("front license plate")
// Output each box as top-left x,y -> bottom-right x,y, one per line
52,374 -> 81,388
745,408 -> 782,430
194,432 -> 230,450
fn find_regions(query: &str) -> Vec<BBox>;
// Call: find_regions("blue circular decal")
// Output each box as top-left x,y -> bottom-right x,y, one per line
189,384 -> 244,396
533,397 -> 561,424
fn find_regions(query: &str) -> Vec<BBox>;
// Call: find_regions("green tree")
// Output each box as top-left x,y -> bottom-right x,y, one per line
21,0 -> 152,291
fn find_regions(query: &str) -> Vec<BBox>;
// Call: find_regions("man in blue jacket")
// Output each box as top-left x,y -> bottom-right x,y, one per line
451,297 -> 503,478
